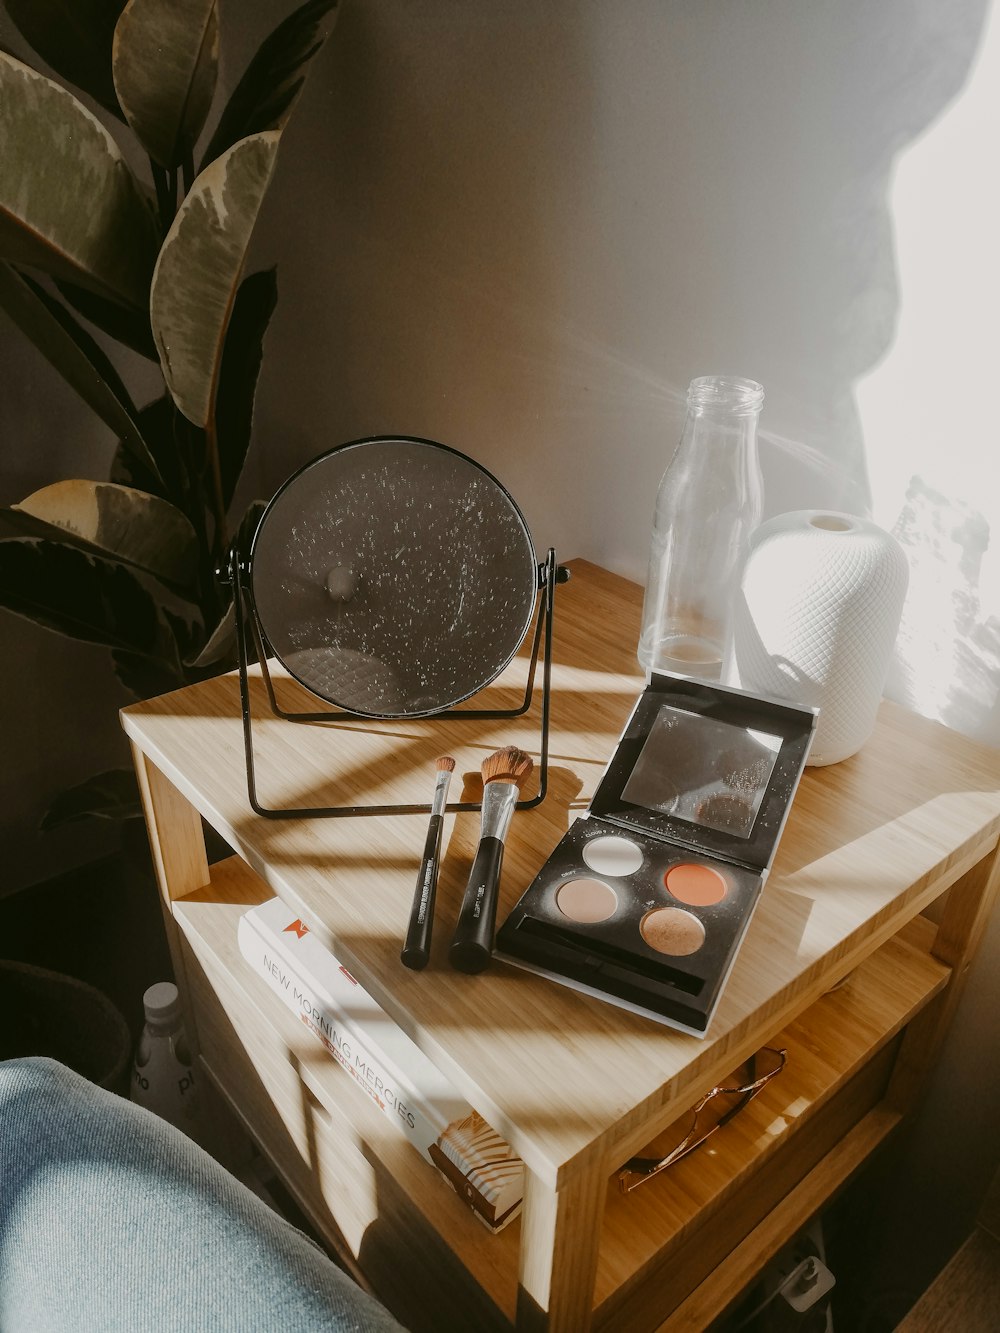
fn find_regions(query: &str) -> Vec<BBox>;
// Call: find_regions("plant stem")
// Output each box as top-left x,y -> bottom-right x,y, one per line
150,162 -> 179,229
204,411 -> 228,567
151,162 -> 171,226
170,407 -> 217,622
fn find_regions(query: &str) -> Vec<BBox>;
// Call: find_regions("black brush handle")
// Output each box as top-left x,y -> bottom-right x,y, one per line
401,814 -> 443,970
449,836 -> 504,974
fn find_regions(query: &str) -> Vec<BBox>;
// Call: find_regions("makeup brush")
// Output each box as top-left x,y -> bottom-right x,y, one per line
401,756 -> 455,970
449,745 -> 534,974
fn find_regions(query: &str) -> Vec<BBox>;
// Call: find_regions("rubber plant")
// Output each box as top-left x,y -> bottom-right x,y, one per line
0,0 -> 338,829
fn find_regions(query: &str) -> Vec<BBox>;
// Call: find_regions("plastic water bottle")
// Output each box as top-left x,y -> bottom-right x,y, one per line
130,981 -> 202,1140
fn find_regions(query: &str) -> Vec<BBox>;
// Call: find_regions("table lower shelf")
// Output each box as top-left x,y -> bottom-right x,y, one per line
172,855 -> 950,1332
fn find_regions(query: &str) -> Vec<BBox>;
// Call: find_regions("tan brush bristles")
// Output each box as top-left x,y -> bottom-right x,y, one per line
436,755 -> 456,772
481,745 -> 533,787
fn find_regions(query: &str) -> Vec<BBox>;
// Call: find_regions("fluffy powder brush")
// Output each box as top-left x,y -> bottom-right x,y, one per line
449,746 -> 534,974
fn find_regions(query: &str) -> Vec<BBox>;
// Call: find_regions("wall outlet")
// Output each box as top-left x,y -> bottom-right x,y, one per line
780,1255 -> 836,1313
727,1218 -> 835,1331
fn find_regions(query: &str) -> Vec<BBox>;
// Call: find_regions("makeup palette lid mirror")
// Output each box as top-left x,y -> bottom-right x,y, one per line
249,437 -> 538,718
590,673 -> 817,873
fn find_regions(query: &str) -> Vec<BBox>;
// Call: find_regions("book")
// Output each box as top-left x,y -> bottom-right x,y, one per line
237,897 -> 523,1231
428,1112 -> 525,1233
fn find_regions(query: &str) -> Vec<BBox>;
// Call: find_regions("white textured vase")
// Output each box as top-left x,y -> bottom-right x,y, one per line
729,511 -> 909,765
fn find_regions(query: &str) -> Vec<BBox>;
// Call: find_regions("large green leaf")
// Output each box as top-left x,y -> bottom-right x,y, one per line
14,480 -> 198,586
112,0 -> 218,168
216,267 -> 277,508
0,263 -> 162,483
4,0 -> 126,119
41,768 -> 143,829
150,131 -> 280,428
199,0 -> 338,171
0,53 -> 158,308
0,535 -> 200,669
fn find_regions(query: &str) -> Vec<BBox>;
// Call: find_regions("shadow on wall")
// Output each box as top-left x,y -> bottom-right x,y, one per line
249,0 -> 993,579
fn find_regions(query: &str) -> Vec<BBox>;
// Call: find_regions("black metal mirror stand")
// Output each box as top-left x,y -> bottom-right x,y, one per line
226,546 -> 569,819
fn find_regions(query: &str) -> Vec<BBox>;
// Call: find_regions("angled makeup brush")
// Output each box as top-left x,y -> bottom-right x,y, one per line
401,756 -> 455,971
449,746 -> 534,974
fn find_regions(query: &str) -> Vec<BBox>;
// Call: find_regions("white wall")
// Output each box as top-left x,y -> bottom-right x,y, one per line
2,0 -> 998,1314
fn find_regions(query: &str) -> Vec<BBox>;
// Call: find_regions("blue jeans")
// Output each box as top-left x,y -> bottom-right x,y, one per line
0,1058 -> 406,1332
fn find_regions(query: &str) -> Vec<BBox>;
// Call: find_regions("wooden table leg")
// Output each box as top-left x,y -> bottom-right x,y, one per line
516,1163 -> 607,1331
131,745 -> 210,903
131,744 -> 251,1163
887,842 -> 1000,1113
130,743 -> 210,1029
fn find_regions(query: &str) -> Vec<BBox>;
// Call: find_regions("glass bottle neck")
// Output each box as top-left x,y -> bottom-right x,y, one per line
686,375 -> 764,417
679,410 -> 761,464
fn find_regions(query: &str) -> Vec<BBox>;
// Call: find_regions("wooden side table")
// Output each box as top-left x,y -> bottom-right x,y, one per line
122,560 -> 1000,1332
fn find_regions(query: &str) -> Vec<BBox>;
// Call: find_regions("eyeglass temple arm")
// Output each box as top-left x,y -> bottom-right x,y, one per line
617,1048 -> 787,1193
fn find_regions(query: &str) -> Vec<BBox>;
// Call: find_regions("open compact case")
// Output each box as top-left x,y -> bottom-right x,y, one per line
226,435 -> 566,819
496,672 -> 817,1035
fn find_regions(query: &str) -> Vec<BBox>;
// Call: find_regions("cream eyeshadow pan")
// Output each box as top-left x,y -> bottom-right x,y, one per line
556,878 -> 618,923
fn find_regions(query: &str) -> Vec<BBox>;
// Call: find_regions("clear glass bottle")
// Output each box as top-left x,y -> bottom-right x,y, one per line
638,376 -> 764,680
130,980 -> 202,1140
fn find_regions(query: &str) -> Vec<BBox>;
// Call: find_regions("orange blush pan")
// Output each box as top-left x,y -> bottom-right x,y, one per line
665,862 -> 728,907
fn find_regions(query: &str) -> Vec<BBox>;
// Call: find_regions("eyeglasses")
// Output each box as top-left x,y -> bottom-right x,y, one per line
618,1046 -> 787,1194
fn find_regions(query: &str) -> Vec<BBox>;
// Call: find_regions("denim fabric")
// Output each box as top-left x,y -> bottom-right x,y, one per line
0,1058 -> 406,1332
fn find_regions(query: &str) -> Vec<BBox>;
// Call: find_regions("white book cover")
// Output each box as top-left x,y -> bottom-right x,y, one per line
237,898 -> 524,1230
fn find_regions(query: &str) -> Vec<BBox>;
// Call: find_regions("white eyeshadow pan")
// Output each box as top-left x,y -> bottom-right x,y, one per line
582,835 -> 644,877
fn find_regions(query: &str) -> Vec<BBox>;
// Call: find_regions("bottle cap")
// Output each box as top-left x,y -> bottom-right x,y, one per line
142,981 -> 182,1032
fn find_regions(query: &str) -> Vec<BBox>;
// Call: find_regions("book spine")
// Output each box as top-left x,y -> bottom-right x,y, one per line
237,916 -> 444,1160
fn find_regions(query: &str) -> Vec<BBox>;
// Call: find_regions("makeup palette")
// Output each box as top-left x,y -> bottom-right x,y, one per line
495,672 -> 817,1034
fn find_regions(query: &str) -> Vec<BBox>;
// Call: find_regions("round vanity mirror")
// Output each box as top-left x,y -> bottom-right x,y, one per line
250,436 -> 538,718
